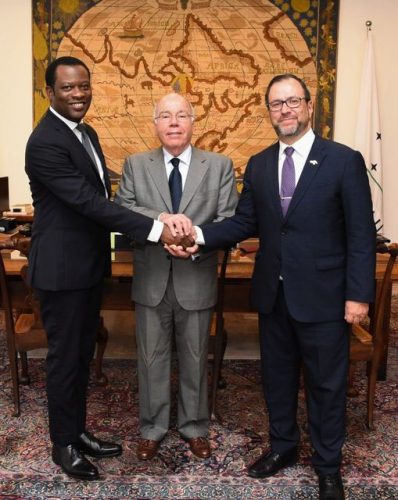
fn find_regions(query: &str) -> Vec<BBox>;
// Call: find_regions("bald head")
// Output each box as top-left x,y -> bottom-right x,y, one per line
154,93 -> 194,120
153,93 -> 195,156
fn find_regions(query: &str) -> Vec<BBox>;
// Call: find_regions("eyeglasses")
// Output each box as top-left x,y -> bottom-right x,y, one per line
267,96 -> 308,112
154,112 -> 193,122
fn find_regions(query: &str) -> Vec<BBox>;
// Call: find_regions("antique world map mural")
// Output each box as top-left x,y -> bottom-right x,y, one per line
33,0 -> 339,180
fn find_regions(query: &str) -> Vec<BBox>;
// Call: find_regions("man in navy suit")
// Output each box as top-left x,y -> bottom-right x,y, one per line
171,74 -> 375,499
25,57 -> 184,480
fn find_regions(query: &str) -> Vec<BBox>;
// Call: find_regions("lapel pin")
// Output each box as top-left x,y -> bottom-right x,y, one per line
309,160 -> 318,166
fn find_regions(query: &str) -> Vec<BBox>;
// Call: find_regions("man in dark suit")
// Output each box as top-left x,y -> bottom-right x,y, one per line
25,57 -> 182,481
172,74 -> 375,499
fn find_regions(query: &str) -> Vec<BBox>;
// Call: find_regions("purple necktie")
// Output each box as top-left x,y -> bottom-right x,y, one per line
280,146 -> 295,216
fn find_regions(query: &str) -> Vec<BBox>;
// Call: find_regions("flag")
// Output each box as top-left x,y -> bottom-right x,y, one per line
355,28 -> 383,233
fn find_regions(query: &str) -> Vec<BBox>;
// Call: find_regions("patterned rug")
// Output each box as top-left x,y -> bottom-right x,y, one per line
0,299 -> 398,499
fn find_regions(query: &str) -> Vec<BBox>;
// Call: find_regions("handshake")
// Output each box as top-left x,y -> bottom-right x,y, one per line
159,213 -> 199,257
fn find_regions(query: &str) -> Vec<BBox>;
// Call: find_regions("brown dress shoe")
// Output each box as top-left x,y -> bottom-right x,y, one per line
136,439 -> 160,460
187,437 -> 211,459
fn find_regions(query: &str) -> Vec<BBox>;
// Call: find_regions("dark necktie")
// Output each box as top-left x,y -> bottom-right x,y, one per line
76,123 -> 108,197
169,157 -> 182,213
76,123 -> 97,166
280,146 -> 295,216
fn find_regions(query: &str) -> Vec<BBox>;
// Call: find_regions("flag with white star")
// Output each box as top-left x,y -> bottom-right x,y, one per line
355,28 -> 383,233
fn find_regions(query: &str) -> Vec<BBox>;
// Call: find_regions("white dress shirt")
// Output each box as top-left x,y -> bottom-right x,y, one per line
278,128 -> 315,190
163,144 -> 192,188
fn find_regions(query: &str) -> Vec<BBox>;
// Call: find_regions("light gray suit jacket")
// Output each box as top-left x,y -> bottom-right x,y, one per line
115,146 -> 238,311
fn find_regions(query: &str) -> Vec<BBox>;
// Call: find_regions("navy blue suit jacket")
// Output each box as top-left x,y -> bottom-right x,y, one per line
25,110 -> 153,291
202,135 -> 376,322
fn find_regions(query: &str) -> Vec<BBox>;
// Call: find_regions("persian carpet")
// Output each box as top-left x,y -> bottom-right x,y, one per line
0,299 -> 397,499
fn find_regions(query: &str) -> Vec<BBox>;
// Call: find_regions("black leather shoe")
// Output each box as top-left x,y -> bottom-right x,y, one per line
77,431 -> 122,458
52,444 -> 99,481
248,449 -> 298,478
319,473 -> 345,500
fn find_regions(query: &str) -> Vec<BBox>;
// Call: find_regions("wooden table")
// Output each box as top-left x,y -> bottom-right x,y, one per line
3,241 -> 397,280
2,241 -> 397,312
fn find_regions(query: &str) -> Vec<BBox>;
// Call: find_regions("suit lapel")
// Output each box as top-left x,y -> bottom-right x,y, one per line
266,143 -> 283,219
146,148 -> 173,212
47,112 -> 109,196
143,146 -> 211,214
255,142 -> 281,218
179,147 -> 209,213
286,135 -> 326,217
85,126 -> 111,197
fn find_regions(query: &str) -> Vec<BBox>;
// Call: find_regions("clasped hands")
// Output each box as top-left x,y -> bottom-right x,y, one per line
159,213 -> 199,258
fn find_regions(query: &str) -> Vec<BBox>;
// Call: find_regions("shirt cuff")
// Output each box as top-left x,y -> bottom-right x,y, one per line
148,220 -> 163,242
194,225 -> 205,245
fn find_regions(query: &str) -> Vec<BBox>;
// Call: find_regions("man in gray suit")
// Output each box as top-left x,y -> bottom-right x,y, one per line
115,92 -> 238,460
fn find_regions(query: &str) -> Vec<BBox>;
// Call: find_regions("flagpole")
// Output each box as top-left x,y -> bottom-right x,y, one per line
355,19 -> 384,234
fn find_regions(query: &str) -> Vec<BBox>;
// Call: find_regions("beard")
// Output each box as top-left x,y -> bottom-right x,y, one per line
273,115 -> 310,140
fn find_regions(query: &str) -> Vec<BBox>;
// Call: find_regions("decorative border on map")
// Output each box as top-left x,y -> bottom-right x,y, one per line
314,0 -> 339,139
32,0 -> 339,141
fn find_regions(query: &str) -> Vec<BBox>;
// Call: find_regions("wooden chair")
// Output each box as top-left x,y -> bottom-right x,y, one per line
349,242 -> 398,429
0,233 -> 108,417
0,233 -> 45,416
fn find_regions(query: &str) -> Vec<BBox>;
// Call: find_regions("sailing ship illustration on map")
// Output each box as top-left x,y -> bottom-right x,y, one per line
121,14 -> 143,38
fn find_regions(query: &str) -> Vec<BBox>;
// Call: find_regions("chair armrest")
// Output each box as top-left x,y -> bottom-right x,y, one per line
351,324 -> 373,344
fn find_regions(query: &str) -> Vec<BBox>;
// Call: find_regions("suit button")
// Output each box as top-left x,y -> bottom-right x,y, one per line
281,231 -> 286,236
166,255 -> 171,260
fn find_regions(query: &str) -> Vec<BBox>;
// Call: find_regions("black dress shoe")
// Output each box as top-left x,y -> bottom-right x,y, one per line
248,449 -> 298,478
77,431 -> 122,458
52,444 -> 99,481
319,473 -> 345,500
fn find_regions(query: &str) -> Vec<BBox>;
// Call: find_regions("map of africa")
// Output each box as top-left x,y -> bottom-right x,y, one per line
34,0 -> 338,179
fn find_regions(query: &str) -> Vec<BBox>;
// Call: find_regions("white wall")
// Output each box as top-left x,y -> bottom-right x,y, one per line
335,0 -> 398,241
0,0 -> 32,204
1,0 -> 397,240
